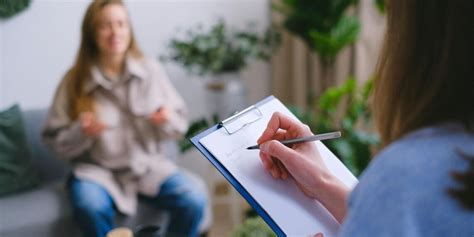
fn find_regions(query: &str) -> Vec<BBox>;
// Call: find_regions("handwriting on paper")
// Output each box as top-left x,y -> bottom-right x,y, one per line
224,129 -> 253,162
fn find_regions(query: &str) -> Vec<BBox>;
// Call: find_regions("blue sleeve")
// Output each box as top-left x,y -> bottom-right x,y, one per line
337,130 -> 474,237
338,146 -> 420,237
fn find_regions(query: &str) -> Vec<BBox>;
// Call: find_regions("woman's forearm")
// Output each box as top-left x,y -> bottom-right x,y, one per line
316,173 -> 351,223
43,121 -> 93,160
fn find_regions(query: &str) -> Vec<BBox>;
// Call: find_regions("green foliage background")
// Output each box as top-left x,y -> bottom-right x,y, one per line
229,216 -> 276,237
174,0 -> 385,234
290,78 -> 379,176
163,20 -> 280,75
0,0 -> 30,19
273,0 -> 360,63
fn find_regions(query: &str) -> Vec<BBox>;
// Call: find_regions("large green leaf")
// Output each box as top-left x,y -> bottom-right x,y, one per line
274,0 -> 360,62
310,15 -> 360,62
291,77 -> 379,176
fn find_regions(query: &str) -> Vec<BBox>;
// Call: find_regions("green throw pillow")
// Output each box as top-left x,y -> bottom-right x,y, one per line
0,104 -> 38,196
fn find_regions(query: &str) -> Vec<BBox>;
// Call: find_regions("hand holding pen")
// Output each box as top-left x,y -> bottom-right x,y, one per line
248,132 -> 341,150
257,112 -> 349,223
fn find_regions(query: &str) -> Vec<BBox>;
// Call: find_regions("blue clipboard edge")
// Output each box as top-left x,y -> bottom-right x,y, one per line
190,95 -> 286,237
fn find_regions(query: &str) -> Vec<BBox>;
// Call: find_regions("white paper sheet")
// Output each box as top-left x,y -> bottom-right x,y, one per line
200,98 -> 358,236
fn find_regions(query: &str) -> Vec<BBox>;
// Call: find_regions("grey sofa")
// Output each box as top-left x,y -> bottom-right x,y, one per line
0,109 -> 211,237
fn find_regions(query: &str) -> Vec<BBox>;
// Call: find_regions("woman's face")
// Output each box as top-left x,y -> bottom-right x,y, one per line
95,4 -> 131,57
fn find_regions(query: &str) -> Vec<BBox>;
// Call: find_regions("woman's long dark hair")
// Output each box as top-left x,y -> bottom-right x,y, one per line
373,0 -> 474,209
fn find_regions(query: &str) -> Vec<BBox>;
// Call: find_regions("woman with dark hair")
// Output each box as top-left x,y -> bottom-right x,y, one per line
258,0 -> 474,235
42,1 -> 206,237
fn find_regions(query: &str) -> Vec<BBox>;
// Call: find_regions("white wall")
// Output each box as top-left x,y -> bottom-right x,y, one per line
0,0 -> 271,120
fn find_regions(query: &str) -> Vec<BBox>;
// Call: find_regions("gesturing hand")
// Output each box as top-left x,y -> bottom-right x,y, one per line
80,112 -> 106,138
149,107 -> 170,125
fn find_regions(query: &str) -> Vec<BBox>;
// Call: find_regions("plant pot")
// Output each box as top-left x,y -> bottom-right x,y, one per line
205,73 -> 247,120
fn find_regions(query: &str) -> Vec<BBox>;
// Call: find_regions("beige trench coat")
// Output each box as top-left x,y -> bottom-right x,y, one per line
42,56 -> 188,215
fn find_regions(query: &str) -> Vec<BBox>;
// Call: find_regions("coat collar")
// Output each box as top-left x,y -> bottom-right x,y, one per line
84,55 -> 147,93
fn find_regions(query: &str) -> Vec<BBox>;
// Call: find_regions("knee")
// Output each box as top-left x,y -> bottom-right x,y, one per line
74,198 -> 113,217
179,190 -> 207,216
69,180 -> 114,217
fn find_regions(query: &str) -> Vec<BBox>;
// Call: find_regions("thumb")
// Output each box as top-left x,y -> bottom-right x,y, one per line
260,140 -> 299,166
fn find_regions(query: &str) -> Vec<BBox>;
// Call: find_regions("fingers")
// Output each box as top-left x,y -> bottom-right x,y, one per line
259,152 -> 272,170
157,107 -> 170,119
281,163 -> 289,179
149,107 -> 170,125
260,140 -> 299,171
80,112 -> 94,128
273,157 -> 289,180
257,112 -> 292,144
157,107 -> 170,118
150,114 -> 166,125
262,130 -> 289,179
80,112 -> 105,137
84,121 -> 105,137
91,121 -> 106,135
257,112 -> 312,145
259,152 -> 289,180
272,130 -> 287,141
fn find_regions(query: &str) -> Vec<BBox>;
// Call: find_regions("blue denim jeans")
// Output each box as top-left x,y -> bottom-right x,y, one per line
68,172 -> 206,237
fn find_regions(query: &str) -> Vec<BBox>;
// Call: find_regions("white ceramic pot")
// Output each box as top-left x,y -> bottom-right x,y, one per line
205,73 -> 247,120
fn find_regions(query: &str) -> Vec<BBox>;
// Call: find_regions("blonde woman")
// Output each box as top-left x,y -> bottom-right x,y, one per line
42,1 -> 205,236
258,0 -> 474,236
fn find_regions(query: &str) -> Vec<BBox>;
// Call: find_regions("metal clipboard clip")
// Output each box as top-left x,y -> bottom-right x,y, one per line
218,105 -> 263,135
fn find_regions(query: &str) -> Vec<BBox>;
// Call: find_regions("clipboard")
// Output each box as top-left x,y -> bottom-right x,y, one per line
191,96 -> 285,235
191,95 -> 358,236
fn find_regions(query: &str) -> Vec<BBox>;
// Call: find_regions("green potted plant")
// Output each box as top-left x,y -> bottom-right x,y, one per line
0,0 -> 30,19
163,19 -> 280,119
272,0 -> 381,176
163,19 -> 280,152
273,0 -> 360,102
164,19 -> 280,76
290,78 -> 379,176
274,0 -> 359,64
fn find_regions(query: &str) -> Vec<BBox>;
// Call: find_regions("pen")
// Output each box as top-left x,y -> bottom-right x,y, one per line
246,131 -> 342,150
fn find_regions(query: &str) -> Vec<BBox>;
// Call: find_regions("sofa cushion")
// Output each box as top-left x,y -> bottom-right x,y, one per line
0,104 -> 39,196
22,109 -> 71,183
0,181 -> 170,237
0,181 -> 79,237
